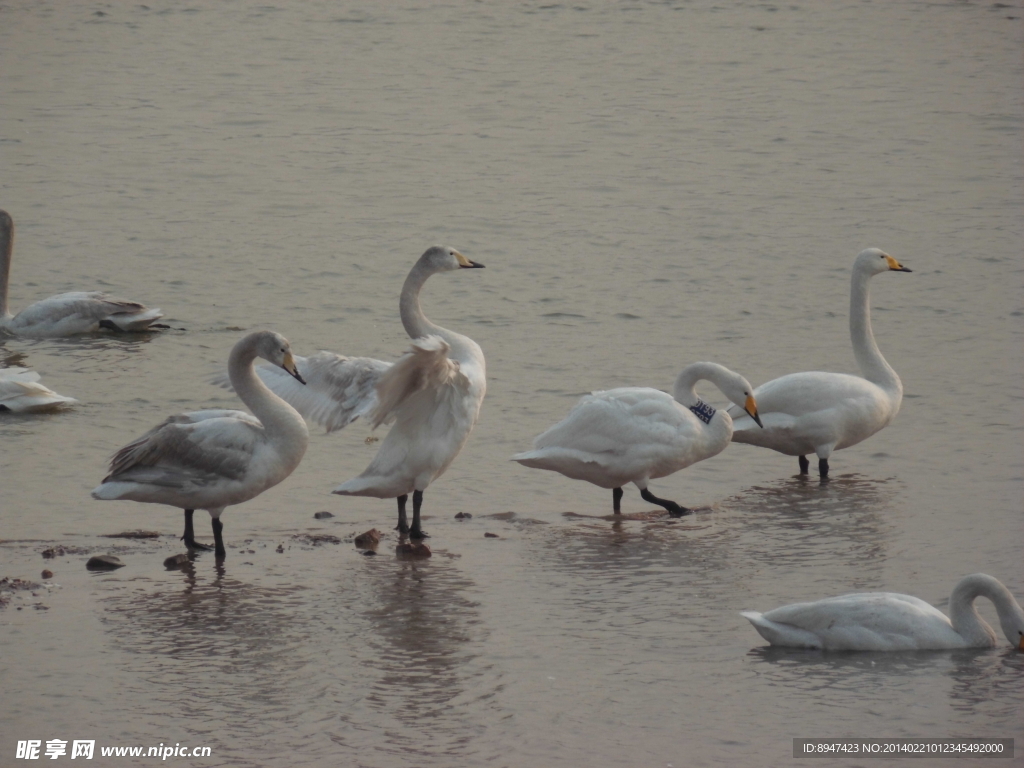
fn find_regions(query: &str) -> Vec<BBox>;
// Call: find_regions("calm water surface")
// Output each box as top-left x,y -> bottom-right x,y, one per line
1,1 -> 1022,766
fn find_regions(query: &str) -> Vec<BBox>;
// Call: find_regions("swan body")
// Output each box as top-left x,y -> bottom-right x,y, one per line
0,210 -> 163,338
220,246 -> 486,540
0,367 -> 77,412
513,362 -> 762,515
92,331 -> 309,559
728,248 -> 910,477
742,574 -> 1024,651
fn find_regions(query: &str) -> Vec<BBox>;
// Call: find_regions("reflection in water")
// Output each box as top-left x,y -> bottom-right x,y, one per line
946,648 -> 1024,719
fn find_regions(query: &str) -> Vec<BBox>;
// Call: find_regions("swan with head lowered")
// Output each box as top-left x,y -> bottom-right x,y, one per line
0,367 -> 77,412
727,248 -> 911,478
92,331 -> 309,559
512,362 -> 762,515
0,209 -> 164,338
217,246 -> 486,540
742,574 -> 1024,651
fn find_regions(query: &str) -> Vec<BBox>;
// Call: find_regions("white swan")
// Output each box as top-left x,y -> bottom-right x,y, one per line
219,246 -> 486,540
92,331 -> 309,559
727,248 -> 911,478
0,367 -> 77,412
742,574 -> 1024,651
0,210 -> 164,338
512,362 -> 762,515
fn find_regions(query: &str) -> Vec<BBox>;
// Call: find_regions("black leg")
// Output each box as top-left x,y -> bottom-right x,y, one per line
182,509 -> 213,551
211,517 -> 226,560
640,487 -> 690,517
612,487 -> 623,514
409,490 -> 428,540
798,455 -> 809,475
396,494 -> 410,534
818,458 -> 829,478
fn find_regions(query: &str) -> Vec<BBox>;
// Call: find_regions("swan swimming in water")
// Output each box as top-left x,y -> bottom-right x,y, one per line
512,362 -> 762,515
0,367 -> 77,412
220,246 -> 486,540
742,574 -> 1024,651
92,331 -> 309,559
0,209 -> 164,338
727,248 -> 911,478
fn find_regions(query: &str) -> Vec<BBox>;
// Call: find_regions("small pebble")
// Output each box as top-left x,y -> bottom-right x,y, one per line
314,511 -> 334,520
86,555 -> 125,571
395,542 -> 432,559
163,554 -> 189,569
275,544 -> 284,553
484,532 -> 499,538
454,512 -> 472,520
354,529 -> 382,549
41,570 -> 53,579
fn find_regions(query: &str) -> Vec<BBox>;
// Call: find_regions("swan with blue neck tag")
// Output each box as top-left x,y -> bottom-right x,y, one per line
513,362 -> 762,515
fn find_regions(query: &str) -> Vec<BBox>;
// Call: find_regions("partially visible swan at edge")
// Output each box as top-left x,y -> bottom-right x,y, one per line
0,209 -> 164,338
512,362 -> 762,515
727,248 -> 911,478
742,574 -> 1024,651
0,367 -> 77,412
92,331 -> 309,559
217,246 -> 486,540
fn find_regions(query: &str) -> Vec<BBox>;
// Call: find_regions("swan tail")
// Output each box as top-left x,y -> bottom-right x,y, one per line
741,611 -> 822,649
104,307 -> 164,331
91,481 -> 136,500
332,476 -> 398,499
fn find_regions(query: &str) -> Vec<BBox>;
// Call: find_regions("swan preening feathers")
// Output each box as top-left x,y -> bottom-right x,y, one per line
0,209 -> 164,337
221,245 -> 486,540
0,367 -> 77,412
742,574 -> 1024,651
728,248 -> 910,478
92,331 -> 309,559
513,362 -> 762,515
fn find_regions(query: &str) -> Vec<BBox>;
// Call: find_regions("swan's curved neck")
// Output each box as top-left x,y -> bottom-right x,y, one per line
948,574 -> 1019,646
228,343 -> 305,442
399,261 -> 446,340
673,362 -> 730,408
0,219 -> 13,320
850,268 -> 901,393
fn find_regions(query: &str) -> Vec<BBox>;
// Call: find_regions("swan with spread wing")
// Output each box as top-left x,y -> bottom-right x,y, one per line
220,246 -> 486,540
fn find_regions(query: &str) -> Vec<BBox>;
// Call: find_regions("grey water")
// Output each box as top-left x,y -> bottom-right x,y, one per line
1,1 -> 1022,766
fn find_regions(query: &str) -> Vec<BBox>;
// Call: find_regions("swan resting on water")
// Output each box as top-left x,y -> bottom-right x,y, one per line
92,331 -> 309,559
742,574 -> 1024,651
512,362 -> 762,515
728,248 -> 911,478
217,246 -> 486,540
0,367 -> 77,412
0,209 -> 163,338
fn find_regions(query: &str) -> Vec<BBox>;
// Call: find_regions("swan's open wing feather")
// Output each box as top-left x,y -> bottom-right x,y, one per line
103,410 -> 263,487
215,352 -> 391,433
369,335 -> 466,429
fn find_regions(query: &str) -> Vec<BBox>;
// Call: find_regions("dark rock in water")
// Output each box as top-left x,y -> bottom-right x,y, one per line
292,533 -> 342,546
275,544 -> 285,553
103,530 -> 160,539
395,542 -> 431,559
41,547 -> 65,559
353,529 -> 382,549
454,512 -> 472,520
163,554 -> 189,569
362,550 -> 378,557
484,532 -> 499,538
86,555 -> 125,571
314,511 -> 334,520
41,570 -> 53,579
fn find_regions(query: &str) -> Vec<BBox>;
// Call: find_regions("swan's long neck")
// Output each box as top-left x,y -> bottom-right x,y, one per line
228,342 -> 306,447
672,362 -> 730,409
398,262 -> 483,371
0,217 -> 13,320
948,574 -> 1019,647
850,267 -> 901,394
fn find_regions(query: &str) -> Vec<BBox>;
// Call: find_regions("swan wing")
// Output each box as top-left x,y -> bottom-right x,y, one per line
369,335 -> 467,429
727,371 -> 884,421
215,352 -> 391,433
12,291 -> 162,334
102,410 -> 264,488
0,368 -> 77,412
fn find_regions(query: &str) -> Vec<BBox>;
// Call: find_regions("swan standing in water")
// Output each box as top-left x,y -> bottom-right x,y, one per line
221,246 -> 486,540
727,248 -> 911,478
0,367 -> 77,412
92,331 -> 309,559
742,574 -> 1024,651
0,210 -> 163,337
512,362 -> 762,515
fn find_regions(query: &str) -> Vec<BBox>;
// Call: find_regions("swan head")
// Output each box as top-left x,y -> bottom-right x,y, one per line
856,248 -> 912,275
418,245 -> 485,273
251,331 -> 306,385
722,372 -> 763,428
